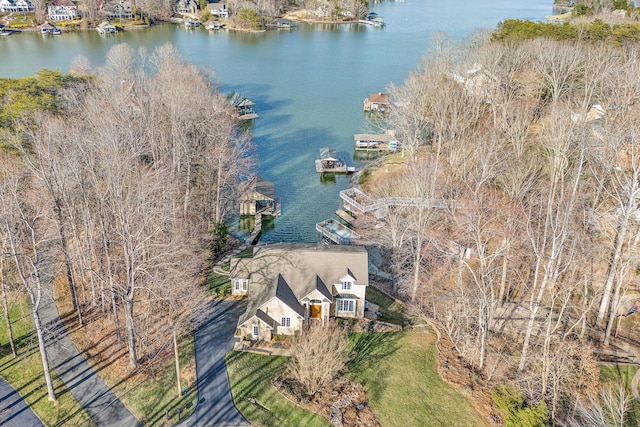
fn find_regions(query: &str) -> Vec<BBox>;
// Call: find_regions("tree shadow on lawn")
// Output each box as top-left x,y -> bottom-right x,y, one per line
225,351 -> 325,426
348,332 -> 402,371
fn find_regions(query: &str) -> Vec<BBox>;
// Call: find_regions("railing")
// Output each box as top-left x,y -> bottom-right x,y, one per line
340,188 -> 456,214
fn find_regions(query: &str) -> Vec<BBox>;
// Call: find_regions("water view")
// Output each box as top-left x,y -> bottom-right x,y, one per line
0,0 -> 553,242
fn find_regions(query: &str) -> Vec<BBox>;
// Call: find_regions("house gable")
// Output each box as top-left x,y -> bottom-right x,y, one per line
234,244 -> 369,339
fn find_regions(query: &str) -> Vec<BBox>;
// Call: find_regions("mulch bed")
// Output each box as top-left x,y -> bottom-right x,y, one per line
273,375 -> 381,427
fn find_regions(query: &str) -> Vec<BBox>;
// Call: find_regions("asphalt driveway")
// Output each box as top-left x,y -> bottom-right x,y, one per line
38,245 -> 141,427
0,378 -> 44,427
180,299 -> 249,427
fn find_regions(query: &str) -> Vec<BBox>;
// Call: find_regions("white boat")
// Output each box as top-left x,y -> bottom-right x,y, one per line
0,30 -> 12,36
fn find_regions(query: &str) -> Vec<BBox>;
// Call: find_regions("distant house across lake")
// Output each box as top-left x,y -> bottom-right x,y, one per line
47,0 -> 77,20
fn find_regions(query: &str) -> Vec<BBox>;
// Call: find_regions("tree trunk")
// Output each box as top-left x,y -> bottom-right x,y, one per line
597,195 -> 634,327
125,293 -> 138,367
55,200 -> 82,326
32,300 -> 57,403
173,329 -> 182,397
0,256 -> 16,358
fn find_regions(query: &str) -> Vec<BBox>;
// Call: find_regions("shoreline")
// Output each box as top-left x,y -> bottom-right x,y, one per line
1,7 -> 371,34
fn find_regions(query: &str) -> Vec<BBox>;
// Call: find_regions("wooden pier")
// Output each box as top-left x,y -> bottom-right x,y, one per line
336,209 -> 356,225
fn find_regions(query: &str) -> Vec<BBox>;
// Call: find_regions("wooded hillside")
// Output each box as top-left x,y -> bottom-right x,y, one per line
355,29 -> 640,425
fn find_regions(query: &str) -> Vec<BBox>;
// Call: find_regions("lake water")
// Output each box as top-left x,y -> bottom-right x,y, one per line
0,0 -> 552,242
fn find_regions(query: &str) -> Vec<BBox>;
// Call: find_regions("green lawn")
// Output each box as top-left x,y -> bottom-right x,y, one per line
227,329 -> 489,427
0,300 -> 93,426
206,270 -> 230,297
225,351 -> 330,427
348,329 -> 490,427
366,286 -> 406,325
121,336 -> 198,425
600,364 -> 640,427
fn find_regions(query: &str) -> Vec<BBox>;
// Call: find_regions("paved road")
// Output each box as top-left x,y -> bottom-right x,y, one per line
0,378 -> 44,427
179,299 -> 250,427
38,248 -> 141,427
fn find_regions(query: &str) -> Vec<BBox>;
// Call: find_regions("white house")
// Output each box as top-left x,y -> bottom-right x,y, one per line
0,0 -> 33,12
230,243 -> 369,341
47,0 -> 77,21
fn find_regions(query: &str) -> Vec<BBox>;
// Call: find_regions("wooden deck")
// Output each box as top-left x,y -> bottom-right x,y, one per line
336,209 -> 355,225
316,218 -> 359,245
340,187 -> 456,214
315,160 -> 358,174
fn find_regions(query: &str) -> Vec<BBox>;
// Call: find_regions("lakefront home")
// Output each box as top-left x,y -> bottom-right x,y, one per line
47,0 -> 77,20
231,244 -> 368,341
0,0 -> 33,12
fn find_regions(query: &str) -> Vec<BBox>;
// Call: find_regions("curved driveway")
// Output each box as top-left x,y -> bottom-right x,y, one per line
179,299 -> 250,427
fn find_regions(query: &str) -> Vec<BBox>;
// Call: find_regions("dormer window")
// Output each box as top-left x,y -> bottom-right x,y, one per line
341,280 -> 352,290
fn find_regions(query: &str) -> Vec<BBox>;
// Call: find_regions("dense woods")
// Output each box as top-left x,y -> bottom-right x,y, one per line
356,28 -> 640,425
0,43 -> 254,397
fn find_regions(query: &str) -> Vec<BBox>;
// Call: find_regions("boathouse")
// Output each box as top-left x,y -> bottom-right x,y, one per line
354,131 -> 399,151
315,147 -> 357,174
96,21 -> 117,34
228,91 -> 259,120
240,177 -> 280,217
271,18 -> 292,28
363,92 -> 390,112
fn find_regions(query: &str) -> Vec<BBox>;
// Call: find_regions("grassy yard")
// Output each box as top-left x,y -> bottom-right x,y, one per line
600,364 -> 640,427
366,286 -> 405,325
349,329 -> 490,427
227,329 -> 489,427
206,270 -> 231,296
0,300 -> 93,426
225,351 -> 330,427
119,335 -> 198,425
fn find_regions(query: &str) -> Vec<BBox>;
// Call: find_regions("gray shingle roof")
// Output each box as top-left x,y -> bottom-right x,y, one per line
233,243 -> 368,327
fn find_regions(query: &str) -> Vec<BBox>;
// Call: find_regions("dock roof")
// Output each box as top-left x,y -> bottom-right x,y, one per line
320,147 -> 338,160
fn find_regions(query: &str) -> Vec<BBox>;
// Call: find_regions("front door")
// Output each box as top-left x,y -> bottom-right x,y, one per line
252,325 -> 259,339
310,304 -> 322,319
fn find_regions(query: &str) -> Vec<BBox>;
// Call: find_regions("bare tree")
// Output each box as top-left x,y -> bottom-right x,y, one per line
0,165 -> 57,403
289,322 -> 349,396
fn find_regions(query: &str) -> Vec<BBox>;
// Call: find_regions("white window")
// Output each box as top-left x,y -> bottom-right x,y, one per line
252,325 -> 259,338
341,280 -> 352,290
337,299 -> 355,313
281,317 -> 291,327
233,279 -> 248,291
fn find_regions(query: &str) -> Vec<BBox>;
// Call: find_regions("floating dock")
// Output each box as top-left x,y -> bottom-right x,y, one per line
316,218 -> 360,245
315,147 -> 358,174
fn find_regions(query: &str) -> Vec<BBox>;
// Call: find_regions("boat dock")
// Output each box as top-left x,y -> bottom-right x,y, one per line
316,218 -> 359,245
354,132 -> 400,152
315,147 -> 358,174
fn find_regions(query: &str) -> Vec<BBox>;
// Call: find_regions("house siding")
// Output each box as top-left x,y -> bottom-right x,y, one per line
239,318 -> 272,341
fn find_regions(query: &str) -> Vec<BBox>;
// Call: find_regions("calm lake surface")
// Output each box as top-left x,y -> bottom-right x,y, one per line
0,0 -> 552,242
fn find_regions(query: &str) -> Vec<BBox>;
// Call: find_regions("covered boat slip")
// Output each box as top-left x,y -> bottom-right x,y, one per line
354,133 -> 399,152
315,147 -> 357,174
